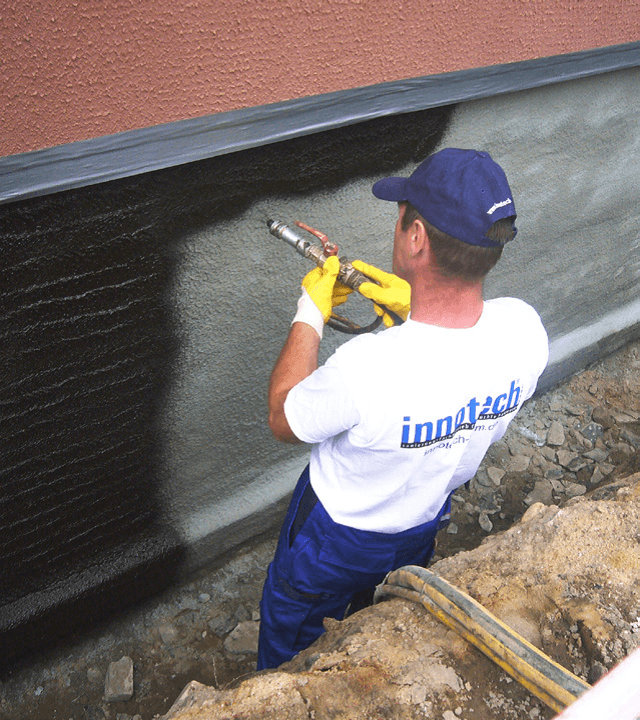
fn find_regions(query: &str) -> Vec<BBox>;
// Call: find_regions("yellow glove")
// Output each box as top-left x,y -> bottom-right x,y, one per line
293,256 -> 341,338
352,260 -> 411,328
331,280 -> 354,310
301,256 -> 341,321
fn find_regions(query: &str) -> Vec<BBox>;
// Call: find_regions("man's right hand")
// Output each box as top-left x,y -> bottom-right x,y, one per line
352,260 -> 411,327
301,255 -> 341,322
292,256 -> 342,339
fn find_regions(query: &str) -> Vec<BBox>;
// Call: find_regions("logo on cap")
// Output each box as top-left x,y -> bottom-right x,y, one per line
487,198 -> 513,215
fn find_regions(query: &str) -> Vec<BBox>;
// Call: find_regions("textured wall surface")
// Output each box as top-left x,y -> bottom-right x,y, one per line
165,67 -> 640,571
0,183 -> 186,668
442,70 -> 640,341
2,0 -> 638,155
1,68 -> 638,667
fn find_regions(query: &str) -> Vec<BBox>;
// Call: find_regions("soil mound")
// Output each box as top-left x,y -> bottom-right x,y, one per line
162,473 -> 640,720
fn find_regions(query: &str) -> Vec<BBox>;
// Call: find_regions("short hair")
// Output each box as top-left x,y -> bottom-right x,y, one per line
400,202 -> 515,282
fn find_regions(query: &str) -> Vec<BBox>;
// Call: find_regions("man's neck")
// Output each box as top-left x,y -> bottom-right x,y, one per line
409,276 -> 485,329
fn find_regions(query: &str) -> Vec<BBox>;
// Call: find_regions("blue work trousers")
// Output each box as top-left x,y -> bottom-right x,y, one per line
257,465 -> 451,670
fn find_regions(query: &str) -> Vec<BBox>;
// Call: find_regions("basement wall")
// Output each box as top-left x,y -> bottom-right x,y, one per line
1,66 -> 639,668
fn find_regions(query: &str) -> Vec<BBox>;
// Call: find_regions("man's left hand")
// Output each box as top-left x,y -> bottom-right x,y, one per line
352,260 -> 410,327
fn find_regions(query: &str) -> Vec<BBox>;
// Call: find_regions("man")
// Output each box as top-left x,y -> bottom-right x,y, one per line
258,148 -> 549,670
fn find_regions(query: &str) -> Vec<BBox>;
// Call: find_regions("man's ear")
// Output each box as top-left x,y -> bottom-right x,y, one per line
408,218 -> 429,257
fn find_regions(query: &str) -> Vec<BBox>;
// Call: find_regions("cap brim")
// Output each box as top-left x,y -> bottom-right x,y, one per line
372,177 -> 409,202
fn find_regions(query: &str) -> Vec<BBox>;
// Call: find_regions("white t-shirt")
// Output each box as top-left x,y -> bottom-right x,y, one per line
284,298 -> 549,533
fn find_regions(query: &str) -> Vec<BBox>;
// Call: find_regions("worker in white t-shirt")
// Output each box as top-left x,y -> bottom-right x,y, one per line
258,148 -> 549,670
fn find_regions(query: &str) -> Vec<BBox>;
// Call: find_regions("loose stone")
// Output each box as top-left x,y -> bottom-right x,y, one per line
104,656 -> 134,703
549,398 -> 564,412
584,447 -> 609,462
591,406 -> 615,429
158,623 -> 178,645
479,512 -> 493,532
547,420 -> 566,446
621,429 -> 640,448
550,479 -> 565,494
224,621 -> 260,657
524,480 -> 553,506
563,482 -> 587,498
208,612 -> 236,637
487,467 -> 505,486
541,446 -> 557,462
508,438 -> 536,457
556,449 -> 578,468
516,426 -> 546,446
565,405 -> 584,416
474,468 -> 493,488
507,455 -> 530,473
589,466 -> 605,486
581,422 -> 604,443
566,457 -> 591,473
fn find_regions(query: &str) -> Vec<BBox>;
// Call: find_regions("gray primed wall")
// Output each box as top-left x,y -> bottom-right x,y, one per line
444,69 -> 640,383
165,68 -> 640,571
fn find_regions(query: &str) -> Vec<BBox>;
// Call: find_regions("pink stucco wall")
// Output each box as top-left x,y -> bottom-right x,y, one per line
2,0 -> 637,156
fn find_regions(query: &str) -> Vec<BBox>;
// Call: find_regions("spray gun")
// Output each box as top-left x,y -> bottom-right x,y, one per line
267,219 -> 402,334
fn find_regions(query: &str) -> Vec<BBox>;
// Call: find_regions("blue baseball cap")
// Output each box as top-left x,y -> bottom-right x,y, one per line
372,148 -> 517,247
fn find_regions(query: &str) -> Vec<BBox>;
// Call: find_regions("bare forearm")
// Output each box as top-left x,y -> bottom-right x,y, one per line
268,322 -> 321,443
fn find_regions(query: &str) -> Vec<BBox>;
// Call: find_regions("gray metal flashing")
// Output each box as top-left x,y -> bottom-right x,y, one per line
1,42 -> 639,205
